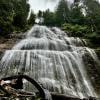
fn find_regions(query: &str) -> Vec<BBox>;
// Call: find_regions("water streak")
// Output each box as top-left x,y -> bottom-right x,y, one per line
0,25 -> 98,99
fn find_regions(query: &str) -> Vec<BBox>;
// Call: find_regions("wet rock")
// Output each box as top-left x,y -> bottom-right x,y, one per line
82,52 -> 100,96
95,49 -> 100,60
51,93 -> 80,100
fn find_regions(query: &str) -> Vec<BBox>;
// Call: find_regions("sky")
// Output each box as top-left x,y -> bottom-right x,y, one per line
28,0 -> 100,13
28,0 -> 60,13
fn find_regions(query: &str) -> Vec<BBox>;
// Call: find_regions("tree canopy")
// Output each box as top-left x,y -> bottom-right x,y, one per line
0,0 -> 35,36
0,0 -> 100,45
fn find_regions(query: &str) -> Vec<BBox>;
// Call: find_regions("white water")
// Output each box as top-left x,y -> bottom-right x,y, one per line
0,25 -> 98,99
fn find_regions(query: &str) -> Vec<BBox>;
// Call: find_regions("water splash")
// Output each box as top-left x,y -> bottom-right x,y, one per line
0,25 -> 98,99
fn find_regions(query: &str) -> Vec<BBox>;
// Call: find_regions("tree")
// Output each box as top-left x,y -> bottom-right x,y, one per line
70,1 -> 85,25
0,0 -> 31,36
55,0 -> 70,26
28,10 -> 36,26
37,10 -> 43,18
83,0 -> 100,32
12,0 -> 30,30
0,0 -> 15,35
43,9 -> 56,26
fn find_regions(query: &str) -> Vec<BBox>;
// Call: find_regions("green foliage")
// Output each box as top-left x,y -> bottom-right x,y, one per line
0,0 -> 31,36
81,0 -> 100,46
62,23 -> 88,37
70,3 -> 85,25
12,0 -> 30,29
0,0 -> 100,47
55,0 -> 100,46
0,0 -> 14,35
86,32 -> 100,46
83,0 -> 100,32
28,10 -> 36,26
37,10 -> 43,18
55,0 -> 70,26
43,9 -> 56,26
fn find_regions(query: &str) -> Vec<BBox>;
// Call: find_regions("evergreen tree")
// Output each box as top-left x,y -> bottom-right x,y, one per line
37,10 -> 43,18
28,10 -> 36,26
0,0 -> 30,35
43,9 -> 56,26
12,0 -> 30,29
0,0 -> 14,35
70,1 -> 85,25
83,0 -> 100,32
55,0 -> 70,26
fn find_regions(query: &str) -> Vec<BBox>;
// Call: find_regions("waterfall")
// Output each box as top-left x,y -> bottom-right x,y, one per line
0,25 -> 98,99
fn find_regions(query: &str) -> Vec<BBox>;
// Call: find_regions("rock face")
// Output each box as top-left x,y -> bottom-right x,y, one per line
0,33 -> 25,58
94,50 -> 100,96
51,93 -> 80,100
82,52 -> 100,97
96,50 -> 100,60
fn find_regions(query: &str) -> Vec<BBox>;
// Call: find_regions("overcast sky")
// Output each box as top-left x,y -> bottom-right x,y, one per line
28,0 -> 60,13
28,0 -> 100,13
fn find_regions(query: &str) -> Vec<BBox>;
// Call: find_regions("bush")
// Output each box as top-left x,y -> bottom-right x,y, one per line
62,23 -> 89,37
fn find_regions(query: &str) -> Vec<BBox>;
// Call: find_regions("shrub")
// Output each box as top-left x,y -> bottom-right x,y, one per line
62,23 -> 89,37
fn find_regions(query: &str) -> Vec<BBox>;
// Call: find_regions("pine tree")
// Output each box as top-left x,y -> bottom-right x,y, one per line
43,9 -> 56,26
70,1 -> 85,25
28,10 -> 36,26
83,0 -> 100,32
0,0 -> 30,35
55,0 -> 70,26
12,0 -> 30,29
0,0 -> 15,35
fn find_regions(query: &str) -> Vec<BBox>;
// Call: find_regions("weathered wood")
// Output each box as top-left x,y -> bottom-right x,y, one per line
0,75 -> 97,100
0,75 -> 46,99
0,85 -> 11,96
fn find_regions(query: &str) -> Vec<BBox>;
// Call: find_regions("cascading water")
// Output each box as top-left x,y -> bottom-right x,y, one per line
0,25 -> 99,99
